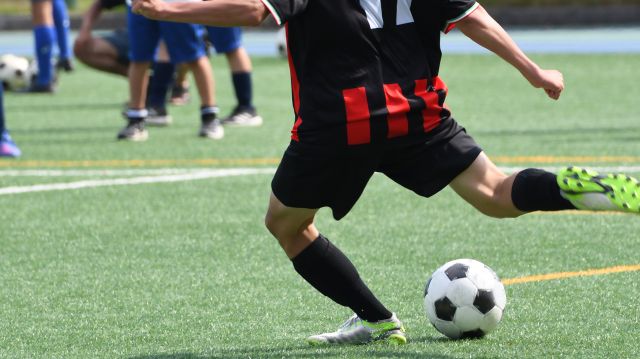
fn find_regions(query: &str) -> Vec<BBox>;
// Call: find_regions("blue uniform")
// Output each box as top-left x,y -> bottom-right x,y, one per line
127,6 -> 205,64
206,27 -> 243,54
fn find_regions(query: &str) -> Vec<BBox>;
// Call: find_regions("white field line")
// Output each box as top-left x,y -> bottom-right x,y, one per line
0,168 -> 276,196
1,165 -> 640,196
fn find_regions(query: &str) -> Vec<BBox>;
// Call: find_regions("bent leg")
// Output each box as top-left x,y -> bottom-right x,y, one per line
264,192 -> 392,322
74,37 -> 128,76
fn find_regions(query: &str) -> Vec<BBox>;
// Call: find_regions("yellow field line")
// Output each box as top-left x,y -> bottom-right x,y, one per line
503,264 -> 640,286
2,155 -> 640,168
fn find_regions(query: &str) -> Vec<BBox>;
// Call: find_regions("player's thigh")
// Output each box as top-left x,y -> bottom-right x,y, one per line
159,22 -> 206,64
127,8 -> 160,62
31,0 -> 53,25
449,152 -> 521,216
271,141 -> 378,221
100,30 -> 130,65
206,26 -> 242,54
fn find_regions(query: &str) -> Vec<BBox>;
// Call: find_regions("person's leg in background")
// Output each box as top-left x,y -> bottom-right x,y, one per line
145,42 -> 176,127
52,0 -> 74,72
206,26 -> 262,127
30,0 -> 56,93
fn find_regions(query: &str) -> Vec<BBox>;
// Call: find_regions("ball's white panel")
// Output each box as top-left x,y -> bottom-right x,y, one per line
493,282 -> 507,310
433,319 -> 462,339
479,306 -> 503,334
467,266 -> 497,290
424,295 -> 438,324
425,269 -> 451,302
446,278 -> 478,307
453,306 -> 485,332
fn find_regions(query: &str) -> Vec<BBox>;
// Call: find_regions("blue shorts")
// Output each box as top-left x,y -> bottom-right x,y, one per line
127,7 -> 205,64
206,27 -> 242,54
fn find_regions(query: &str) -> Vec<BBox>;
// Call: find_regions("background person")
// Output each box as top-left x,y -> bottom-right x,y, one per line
0,86 -> 22,158
29,0 -> 57,93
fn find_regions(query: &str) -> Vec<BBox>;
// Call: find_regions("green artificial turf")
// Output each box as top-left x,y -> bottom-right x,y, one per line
1,54 -> 639,358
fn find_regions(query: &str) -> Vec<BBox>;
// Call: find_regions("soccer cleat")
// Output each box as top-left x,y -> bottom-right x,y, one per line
0,131 -> 21,158
307,313 -> 406,346
221,106 -> 263,127
557,166 -> 640,213
199,118 -> 224,140
169,84 -> 190,106
145,107 -> 173,127
117,121 -> 148,141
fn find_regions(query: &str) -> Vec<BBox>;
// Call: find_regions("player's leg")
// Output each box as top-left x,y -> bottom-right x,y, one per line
267,144 -> 405,345
118,6 -> 159,141
0,86 -> 21,158
30,0 -> 56,93
51,0 -> 73,72
169,65 -> 190,105
162,22 -> 222,139
207,27 -> 262,127
73,30 -> 129,76
450,152 -> 640,216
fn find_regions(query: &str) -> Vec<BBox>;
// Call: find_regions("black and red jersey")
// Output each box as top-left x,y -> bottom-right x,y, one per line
261,0 -> 479,147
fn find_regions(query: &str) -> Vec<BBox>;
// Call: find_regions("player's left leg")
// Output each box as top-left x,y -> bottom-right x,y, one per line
52,0 -> 73,72
207,27 -> 262,127
449,152 -> 640,216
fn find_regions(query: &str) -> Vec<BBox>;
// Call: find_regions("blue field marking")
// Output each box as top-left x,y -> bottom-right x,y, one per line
1,27 -> 639,57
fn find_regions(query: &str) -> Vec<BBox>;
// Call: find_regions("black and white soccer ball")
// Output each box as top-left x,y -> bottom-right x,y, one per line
0,54 -> 33,91
424,258 -> 507,339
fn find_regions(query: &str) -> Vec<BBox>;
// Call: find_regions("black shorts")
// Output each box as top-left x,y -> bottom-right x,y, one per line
271,118 -> 482,220
102,29 -> 130,66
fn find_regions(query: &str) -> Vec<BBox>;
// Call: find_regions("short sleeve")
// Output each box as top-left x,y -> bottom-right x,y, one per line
260,0 -> 309,25
441,0 -> 479,33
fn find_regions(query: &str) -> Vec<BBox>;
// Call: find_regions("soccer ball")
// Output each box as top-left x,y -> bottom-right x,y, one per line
424,258 -> 506,339
0,54 -> 33,91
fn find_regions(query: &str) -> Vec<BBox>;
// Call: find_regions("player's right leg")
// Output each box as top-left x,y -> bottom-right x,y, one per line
266,144 -> 406,345
264,193 -> 406,346
118,6 -> 160,141
29,0 -> 56,93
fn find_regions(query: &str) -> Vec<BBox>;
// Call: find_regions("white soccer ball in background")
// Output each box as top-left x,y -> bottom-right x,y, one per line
0,54 -> 33,91
424,258 -> 507,339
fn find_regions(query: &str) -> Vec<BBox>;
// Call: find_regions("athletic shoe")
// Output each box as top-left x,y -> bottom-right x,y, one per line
117,121 -> 148,141
198,118 -> 224,140
145,107 -> 173,127
23,82 -> 55,93
0,131 -> 21,158
221,106 -> 263,127
56,58 -> 74,72
557,166 -> 640,213
307,313 -> 406,346
169,84 -> 190,106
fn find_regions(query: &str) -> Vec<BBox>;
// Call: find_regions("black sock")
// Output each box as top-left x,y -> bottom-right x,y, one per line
231,72 -> 253,108
291,234 -> 392,322
200,106 -> 219,122
512,168 -> 576,212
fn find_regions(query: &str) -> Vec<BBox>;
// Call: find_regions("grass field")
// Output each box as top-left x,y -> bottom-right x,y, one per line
1,54 -> 639,358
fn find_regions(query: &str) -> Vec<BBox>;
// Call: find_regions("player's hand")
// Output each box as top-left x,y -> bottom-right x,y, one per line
131,0 -> 168,20
528,68 -> 564,100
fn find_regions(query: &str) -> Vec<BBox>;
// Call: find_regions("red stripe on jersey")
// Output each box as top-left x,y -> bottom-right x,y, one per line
343,87 -> 371,145
383,84 -> 410,139
415,78 -> 442,132
286,24 -> 302,141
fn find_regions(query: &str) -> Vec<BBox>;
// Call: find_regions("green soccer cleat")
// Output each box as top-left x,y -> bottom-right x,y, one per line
557,166 -> 640,213
306,313 -> 407,346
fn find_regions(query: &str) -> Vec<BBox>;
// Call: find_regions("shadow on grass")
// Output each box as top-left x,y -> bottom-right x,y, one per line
129,337 -> 467,359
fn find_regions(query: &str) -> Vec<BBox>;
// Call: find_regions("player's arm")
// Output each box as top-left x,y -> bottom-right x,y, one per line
131,0 -> 270,26
455,5 -> 564,100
